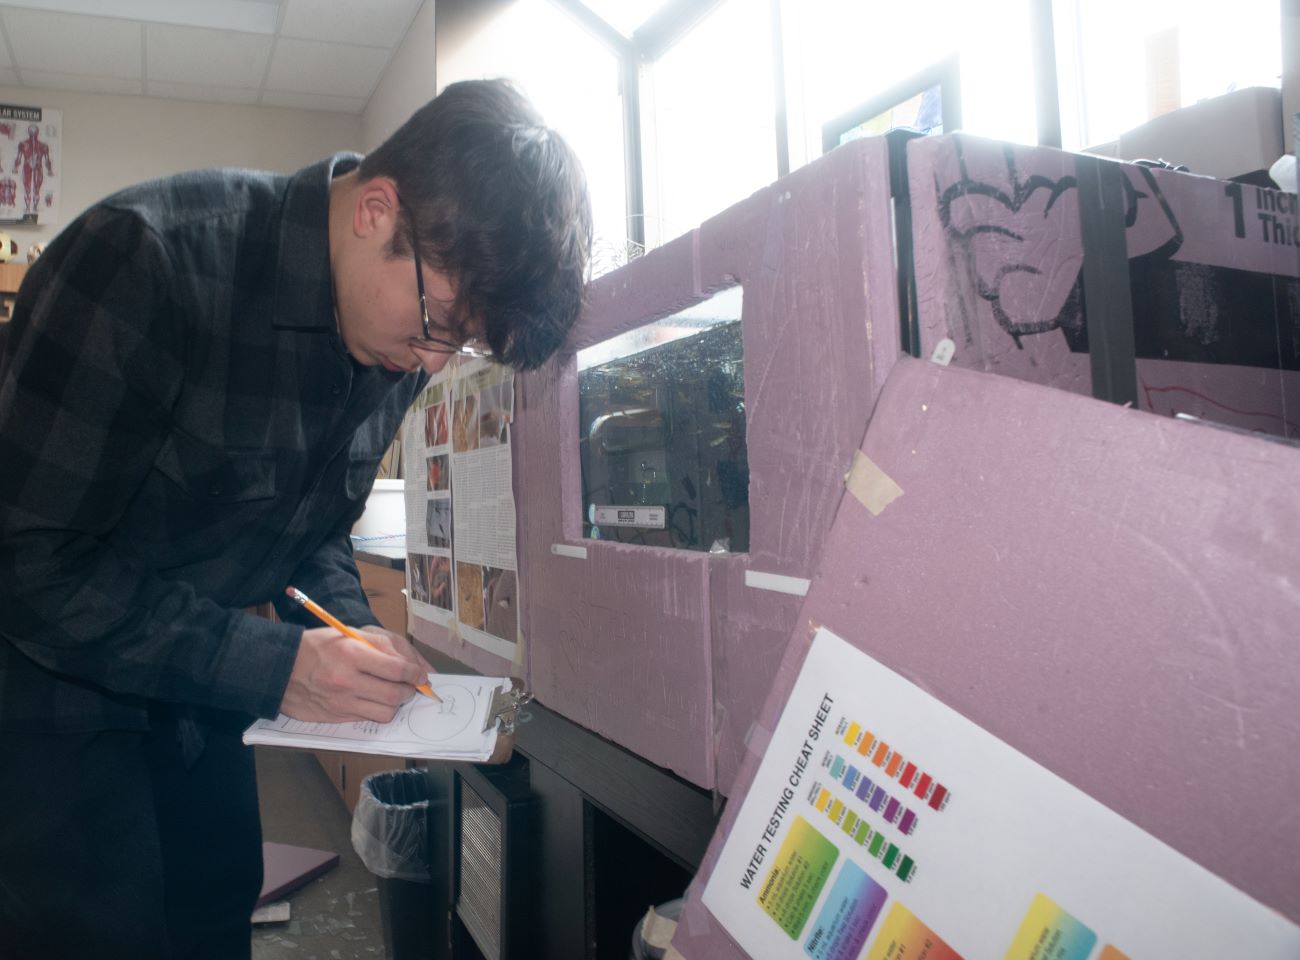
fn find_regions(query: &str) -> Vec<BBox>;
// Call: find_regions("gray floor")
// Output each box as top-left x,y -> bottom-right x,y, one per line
252,746 -> 388,960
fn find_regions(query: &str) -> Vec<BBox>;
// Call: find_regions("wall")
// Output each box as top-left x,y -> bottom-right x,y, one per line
361,0 -> 438,151
0,85 -> 361,257
430,0 -> 516,88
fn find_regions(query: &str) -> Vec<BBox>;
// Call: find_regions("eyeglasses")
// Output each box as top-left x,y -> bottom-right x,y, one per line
404,199 -> 492,360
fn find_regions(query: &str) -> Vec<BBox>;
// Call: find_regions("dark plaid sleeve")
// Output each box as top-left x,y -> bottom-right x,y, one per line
0,205 -> 300,721
272,406 -> 409,632
272,531 -> 378,631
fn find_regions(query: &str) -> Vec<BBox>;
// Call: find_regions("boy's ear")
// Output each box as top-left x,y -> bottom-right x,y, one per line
352,176 -> 401,240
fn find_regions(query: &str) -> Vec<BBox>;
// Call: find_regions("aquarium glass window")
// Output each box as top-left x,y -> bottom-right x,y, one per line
577,286 -> 748,553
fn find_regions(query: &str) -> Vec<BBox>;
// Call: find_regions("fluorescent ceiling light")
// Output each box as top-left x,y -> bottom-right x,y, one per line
0,0 -> 281,34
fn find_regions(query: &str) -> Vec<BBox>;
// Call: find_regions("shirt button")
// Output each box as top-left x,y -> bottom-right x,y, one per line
331,385 -> 343,397
209,484 -> 223,497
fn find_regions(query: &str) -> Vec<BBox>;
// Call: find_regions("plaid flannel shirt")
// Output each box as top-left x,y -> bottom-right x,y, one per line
0,153 -> 426,734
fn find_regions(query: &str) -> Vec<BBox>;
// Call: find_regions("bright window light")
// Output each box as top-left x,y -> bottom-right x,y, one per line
575,0 -> 676,38
782,0 -> 1038,167
640,0 -> 777,248
1053,0 -> 1283,150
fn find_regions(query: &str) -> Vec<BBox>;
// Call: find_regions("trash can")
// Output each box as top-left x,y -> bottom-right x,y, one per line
351,769 -> 438,960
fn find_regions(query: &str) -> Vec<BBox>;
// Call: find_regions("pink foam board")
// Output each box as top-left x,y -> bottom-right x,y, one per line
515,137 -> 900,786
908,132 -> 1300,439
674,356 -> 1300,956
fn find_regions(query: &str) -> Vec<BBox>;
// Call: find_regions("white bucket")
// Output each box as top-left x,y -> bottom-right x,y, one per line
352,478 -> 405,537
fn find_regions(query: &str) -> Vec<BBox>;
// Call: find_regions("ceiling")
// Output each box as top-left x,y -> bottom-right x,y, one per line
0,0 -> 427,114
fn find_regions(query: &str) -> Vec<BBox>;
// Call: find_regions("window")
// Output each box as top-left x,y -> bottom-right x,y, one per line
639,0 -> 777,248
782,0 -> 1038,168
1052,0 -> 1284,151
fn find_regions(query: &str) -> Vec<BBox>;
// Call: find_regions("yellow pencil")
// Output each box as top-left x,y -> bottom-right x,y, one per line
285,586 -> 439,701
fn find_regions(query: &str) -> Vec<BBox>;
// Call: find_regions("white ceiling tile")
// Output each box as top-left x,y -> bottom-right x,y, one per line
279,0 -> 420,48
264,37 -> 389,99
2,7 -> 142,78
0,1 -> 278,34
260,89 -> 365,114
146,79 -> 260,106
146,24 -> 271,88
17,68 -> 143,95
0,66 -> 17,84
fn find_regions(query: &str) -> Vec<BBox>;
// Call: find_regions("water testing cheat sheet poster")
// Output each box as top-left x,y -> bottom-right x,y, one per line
702,627 -> 1300,960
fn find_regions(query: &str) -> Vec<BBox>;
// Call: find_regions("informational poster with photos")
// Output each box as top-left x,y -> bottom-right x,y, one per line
702,627 -> 1300,960
403,359 -> 518,658
0,104 -> 60,225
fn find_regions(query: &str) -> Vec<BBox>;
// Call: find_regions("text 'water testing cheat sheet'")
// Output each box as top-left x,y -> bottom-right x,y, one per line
702,627 -> 1300,960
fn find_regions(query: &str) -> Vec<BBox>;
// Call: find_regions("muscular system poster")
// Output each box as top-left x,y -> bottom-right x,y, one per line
0,104 -> 60,225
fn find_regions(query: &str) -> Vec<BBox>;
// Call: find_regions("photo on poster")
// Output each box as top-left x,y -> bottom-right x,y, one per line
424,401 -> 448,448
477,381 -> 512,448
425,497 -> 452,550
425,555 -> 451,611
409,554 -> 431,606
426,453 -> 449,492
408,554 -> 452,612
452,392 -> 479,452
481,567 -> 517,643
456,562 -> 485,630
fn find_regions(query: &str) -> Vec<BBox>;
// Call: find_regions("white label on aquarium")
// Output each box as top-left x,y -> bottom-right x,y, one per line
594,505 -> 666,529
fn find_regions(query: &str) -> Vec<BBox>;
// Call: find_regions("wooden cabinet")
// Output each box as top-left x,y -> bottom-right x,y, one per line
0,262 -> 26,321
358,559 -> 406,636
311,747 -> 400,814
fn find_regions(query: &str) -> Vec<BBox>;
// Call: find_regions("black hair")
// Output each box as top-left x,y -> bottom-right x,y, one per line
359,79 -> 592,370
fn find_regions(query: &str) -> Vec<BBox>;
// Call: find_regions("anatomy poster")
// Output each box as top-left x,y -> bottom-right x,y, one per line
0,105 -> 60,225
703,626 -> 1300,960
403,359 -> 518,659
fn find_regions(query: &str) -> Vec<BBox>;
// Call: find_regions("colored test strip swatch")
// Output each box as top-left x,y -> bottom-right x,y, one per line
835,755 -> 920,835
812,782 -> 917,883
843,723 -> 952,812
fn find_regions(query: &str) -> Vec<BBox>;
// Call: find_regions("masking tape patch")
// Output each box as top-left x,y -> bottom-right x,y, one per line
551,543 -> 588,560
846,450 -> 903,516
744,570 -> 811,596
744,721 -> 774,757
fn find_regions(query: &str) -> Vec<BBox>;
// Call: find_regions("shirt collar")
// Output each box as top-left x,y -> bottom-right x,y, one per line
272,151 -> 361,331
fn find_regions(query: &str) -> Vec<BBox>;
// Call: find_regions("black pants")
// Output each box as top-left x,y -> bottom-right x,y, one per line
0,712 -> 262,960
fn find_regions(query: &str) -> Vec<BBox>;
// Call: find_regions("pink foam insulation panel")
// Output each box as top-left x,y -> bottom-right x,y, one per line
512,137 -> 901,788
908,133 -> 1300,439
672,356 -> 1300,956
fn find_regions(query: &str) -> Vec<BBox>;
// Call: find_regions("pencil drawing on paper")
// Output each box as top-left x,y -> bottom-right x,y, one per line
406,682 -> 476,742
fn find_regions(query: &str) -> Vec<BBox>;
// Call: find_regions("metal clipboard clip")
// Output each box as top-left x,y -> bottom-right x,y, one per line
482,677 -> 532,737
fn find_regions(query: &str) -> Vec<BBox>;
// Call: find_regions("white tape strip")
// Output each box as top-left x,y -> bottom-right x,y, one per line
930,337 -> 955,366
550,543 -> 588,560
744,570 -> 811,596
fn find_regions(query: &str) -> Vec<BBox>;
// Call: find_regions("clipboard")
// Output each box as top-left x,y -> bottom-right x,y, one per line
482,676 -> 531,764
244,674 -> 531,764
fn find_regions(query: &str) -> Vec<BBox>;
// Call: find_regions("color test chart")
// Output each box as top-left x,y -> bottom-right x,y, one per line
702,627 -> 1300,960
